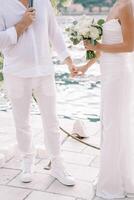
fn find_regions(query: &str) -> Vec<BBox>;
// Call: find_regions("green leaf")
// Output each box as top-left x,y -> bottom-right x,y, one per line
97,19 -> 105,27
98,27 -> 103,36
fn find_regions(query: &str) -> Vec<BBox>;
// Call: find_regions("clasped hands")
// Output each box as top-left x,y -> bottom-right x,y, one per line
68,63 -> 89,77
68,40 -> 97,77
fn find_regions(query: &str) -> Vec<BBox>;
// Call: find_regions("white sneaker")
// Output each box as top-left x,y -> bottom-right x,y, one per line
51,158 -> 75,186
126,193 -> 134,198
21,155 -> 34,183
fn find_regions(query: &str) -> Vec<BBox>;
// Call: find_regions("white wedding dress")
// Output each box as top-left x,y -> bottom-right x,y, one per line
96,13 -> 134,199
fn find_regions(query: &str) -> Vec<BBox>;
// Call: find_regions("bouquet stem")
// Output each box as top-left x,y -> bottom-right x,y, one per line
86,50 -> 96,60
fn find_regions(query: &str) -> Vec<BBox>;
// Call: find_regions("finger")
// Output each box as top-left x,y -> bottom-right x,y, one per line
29,12 -> 36,17
78,71 -> 83,76
70,71 -> 77,77
28,11 -> 36,16
30,13 -> 36,18
84,40 -> 88,45
83,43 -> 86,47
30,10 -> 36,14
31,17 -> 36,21
72,68 -> 78,72
83,41 -> 87,46
84,45 -> 87,49
27,7 -> 36,11
84,42 -> 88,46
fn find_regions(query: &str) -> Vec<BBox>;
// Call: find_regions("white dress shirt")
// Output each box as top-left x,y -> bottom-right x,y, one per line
0,0 -> 69,77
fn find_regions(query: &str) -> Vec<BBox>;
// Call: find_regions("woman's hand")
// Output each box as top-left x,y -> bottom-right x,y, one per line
76,51 -> 101,76
77,63 -> 91,76
83,40 -> 101,51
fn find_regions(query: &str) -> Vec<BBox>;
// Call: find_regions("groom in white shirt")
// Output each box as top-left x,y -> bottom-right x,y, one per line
0,0 -> 77,185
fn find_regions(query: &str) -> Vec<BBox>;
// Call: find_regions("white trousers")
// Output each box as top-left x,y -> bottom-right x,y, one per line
4,74 -> 61,159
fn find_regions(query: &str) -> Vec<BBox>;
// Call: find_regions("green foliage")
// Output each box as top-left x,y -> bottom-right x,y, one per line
51,0 -> 71,8
73,0 -> 116,8
51,0 -> 116,7
97,19 -> 105,26
0,56 -> 3,70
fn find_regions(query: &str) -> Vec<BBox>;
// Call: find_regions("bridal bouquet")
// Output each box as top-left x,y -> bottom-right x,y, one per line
65,15 -> 105,60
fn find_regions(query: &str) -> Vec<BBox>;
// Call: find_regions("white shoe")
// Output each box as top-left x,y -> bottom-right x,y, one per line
21,155 -> 34,183
21,172 -> 33,183
51,158 -> 75,186
126,193 -> 134,198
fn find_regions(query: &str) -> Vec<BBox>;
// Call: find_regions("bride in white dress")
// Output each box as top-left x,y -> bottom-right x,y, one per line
77,0 -> 134,199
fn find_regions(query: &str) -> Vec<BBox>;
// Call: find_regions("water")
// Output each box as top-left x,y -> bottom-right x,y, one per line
0,15 -> 106,122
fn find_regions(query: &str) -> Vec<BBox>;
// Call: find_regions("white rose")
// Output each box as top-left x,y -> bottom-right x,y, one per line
74,24 -> 80,32
79,27 -> 90,37
89,26 -> 100,40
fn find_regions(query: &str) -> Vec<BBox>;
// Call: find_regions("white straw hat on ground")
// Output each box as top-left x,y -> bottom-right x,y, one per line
72,120 -> 89,138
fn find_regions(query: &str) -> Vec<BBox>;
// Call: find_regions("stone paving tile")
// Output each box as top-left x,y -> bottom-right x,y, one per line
0,168 -> 20,184
76,198 -> 88,200
34,160 -> 99,182
8,172 -> 54,191
90,156 -> 100,168
64,163 -> 99,182
47,179 -> 94,199
0,145 -> 16,161
82,146 -> 100,156
59,130 -> 68,144
83,136 -> 100,148
76,198 -> 87,200
4,157 -> 22,170
93,197 -> 126,200
62,151 -> 95,166
0,134 -> 16,144
92,197 -> 103,200
0,185 -> 31,200
4,156 -> 40,170
26,191 -> 75,200
84,122 -> 100,136
61,138 -> 86,153
34,159 -> 52,174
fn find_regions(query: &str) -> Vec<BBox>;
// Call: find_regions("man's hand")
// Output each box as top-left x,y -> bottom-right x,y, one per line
64,57 -> 78,77
68,64 -> 78,77
21,8 -> 36,27
15,8 -> 36,38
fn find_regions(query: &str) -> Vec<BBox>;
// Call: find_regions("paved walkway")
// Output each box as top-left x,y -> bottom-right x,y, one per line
0,111 -> 132,200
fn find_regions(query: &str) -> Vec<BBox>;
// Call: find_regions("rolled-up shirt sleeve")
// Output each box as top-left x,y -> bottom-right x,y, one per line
0,15 -> 17,51
47,0 -> 70,62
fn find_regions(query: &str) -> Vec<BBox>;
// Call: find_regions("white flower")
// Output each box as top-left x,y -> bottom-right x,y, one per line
89,26 -> 100,40
79,27 -> 90,37
65,15 -> 103,46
